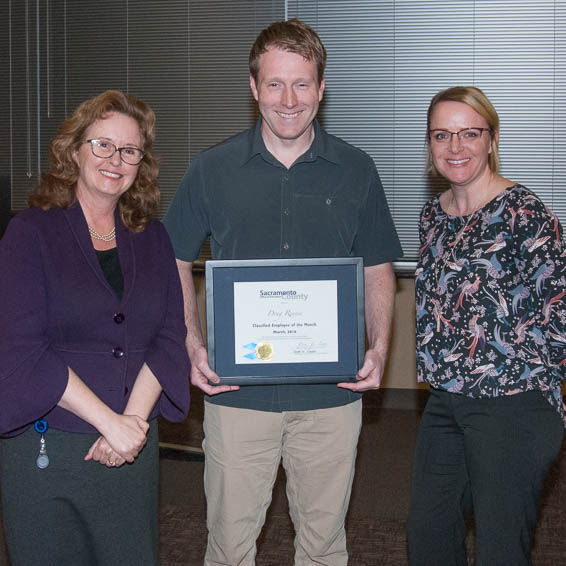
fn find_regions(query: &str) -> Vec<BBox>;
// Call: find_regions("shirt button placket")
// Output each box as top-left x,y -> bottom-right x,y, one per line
281,170 -> 291,256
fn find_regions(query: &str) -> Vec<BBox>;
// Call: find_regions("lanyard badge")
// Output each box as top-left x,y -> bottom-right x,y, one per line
34,419 -> 49,469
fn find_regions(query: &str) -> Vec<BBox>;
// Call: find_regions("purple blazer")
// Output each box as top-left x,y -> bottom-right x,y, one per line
0,203 -> 190,436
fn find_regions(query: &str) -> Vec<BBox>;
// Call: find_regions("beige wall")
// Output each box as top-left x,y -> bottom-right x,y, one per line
383,277 -> 423,389
193,270 -> 423,390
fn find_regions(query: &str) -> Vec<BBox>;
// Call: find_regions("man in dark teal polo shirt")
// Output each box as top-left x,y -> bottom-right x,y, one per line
165,18 -> 402,566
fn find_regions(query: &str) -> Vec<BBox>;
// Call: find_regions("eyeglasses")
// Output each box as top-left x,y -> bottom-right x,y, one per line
428,128 -> 491,145
86,139 -> 145,165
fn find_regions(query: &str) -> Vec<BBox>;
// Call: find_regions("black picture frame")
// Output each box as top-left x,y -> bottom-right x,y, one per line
205,257 -> 365,385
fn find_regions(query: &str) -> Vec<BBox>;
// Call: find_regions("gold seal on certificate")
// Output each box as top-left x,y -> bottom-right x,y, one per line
255,342 -> 274,361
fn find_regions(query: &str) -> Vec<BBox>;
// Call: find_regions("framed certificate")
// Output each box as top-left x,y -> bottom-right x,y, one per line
205,257 -> 365,385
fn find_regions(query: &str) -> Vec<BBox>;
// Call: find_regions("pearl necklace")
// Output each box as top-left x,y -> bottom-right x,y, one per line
88,225 -> 116,242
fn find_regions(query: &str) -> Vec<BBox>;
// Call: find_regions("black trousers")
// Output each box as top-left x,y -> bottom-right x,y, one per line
407,389 -> 563,566
0,421 -> 159,566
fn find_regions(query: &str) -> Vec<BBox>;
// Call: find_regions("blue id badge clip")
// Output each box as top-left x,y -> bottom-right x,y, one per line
34,419 -> 49,469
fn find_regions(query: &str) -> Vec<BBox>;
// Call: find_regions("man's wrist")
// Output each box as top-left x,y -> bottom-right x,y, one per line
187,341 -> 206,360
368,343 -> 388,359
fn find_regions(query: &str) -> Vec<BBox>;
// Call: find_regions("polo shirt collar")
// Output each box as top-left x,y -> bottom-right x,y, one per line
243,117 -> 341,166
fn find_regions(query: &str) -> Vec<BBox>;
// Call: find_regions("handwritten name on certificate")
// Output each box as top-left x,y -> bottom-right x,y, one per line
233,280 -> 338,364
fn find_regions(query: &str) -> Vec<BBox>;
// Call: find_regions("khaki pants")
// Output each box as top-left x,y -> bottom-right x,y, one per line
203,400 -> 362,566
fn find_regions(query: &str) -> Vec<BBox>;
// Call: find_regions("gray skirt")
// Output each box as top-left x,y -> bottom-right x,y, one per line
0,421 -> 159,566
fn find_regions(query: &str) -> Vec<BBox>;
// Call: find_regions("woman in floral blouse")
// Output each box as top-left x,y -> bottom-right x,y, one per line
407,86 -> 565,566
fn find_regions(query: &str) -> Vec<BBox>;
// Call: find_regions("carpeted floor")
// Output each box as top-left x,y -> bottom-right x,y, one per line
1,388 -> 565,565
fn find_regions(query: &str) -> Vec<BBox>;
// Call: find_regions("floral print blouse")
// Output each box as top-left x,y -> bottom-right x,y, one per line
416,184 -> 566,420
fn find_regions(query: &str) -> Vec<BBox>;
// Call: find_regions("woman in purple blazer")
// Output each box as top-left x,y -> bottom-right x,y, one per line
0,91 -> 190,565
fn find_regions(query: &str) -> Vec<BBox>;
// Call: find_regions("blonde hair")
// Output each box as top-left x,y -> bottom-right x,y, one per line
426,86 -> 500,175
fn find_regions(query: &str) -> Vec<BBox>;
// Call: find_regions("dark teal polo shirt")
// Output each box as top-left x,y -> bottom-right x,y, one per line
164,118 -> 403,412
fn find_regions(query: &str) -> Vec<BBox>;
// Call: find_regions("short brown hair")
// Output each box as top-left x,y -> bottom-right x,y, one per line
29,90 -> 159,232
249,18 -> 326,84
426,86 -> 500,175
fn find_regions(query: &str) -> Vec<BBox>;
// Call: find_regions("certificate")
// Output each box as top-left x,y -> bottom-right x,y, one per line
205,258 -> 365,385
233,280 -> 338,364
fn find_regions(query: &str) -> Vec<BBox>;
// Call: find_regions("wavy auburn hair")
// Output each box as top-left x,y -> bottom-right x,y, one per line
29,90 -> 159,232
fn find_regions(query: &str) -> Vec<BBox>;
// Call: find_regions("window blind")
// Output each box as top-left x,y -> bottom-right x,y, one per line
289,0 -> 566,265
2,0 -> 284,213
2,0 -> 565,265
